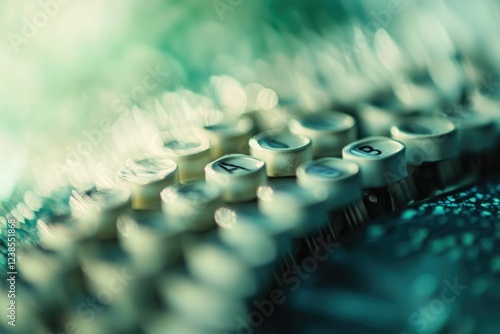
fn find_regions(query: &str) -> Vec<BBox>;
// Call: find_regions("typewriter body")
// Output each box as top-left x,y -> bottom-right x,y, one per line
1,1 -> 500,333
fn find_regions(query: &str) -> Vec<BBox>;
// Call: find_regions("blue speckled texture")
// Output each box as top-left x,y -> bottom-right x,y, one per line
259,176 -> 500,334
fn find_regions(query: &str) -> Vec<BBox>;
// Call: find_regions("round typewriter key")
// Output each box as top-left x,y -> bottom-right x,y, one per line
78,242 -> 157,317
343,137 -> 408,188
77,242 -> 131,294
391,115 -> 461,198
474,95 -> 500,171
457,113 -> 496,153
297,158 -> 361,209
289,111 -> 357,157
391,115 -> 459,163
215,203 -> 295,255
159,272 -> 247,331
18,247 -> 85,312
296,158 -> 369,237
254,103 -> 300,132
455,112 -> 496,176
214,202 -> 295,288
257,181 -> 328,275
67,298 -> 141,334
249,131 -> 312,177
70,187 -> 131,239
343,136 -> 415,217
144,313 -> 220,334
257,181 -> 328,237
203,116 -> 254,158
205,154 -> 266,202
117,210 -> 185,274
218,215 -> 279,291
184,236 -> 265,299
161,180 -> 223,231
218,216 -> 278,268
117,157 -> 178,210
37,216 -> 93,251
357,97 -> 405,137
162,138 -> 212,182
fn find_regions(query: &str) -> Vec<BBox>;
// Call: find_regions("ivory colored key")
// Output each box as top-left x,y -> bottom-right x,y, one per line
117,157 -> 178,210
161,180 -> 223,231
257,180 -> 329,272
144,313 -> 220,334
117,210 -> 186,274
218,217 -> 279,277
357,96 -> 405,137
257,181 -> 328,237
205,154 -> 266,202
455,112 -> 496,175
253,104 -> 302,132
162,138 -> 212,182
184,234 -> 274,299
203,116 -> 254,158
214,202 -> 296,288
69,187 -> 131,239
288,111 -> 357,158
159,272 -> 247,332
249,131 -> 312,177
296,158 -> 369,237
391,114 -> 462,198
215,203 -> 296,257
37,216 -> 93,251
343,136 -> 415,218
64,294 -> 141,334
473,94 -> 500,171
77,242 -> 157,320
17,247 -> 83,307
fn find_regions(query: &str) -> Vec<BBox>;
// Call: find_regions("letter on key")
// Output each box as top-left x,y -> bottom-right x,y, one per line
342,136 -> 407,189
205,154 -> 266,202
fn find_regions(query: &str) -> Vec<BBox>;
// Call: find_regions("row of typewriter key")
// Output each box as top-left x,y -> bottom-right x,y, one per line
25,106 -> 498,333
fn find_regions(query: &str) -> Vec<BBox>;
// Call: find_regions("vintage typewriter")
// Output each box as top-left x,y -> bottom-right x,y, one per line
1,1 -> 500,333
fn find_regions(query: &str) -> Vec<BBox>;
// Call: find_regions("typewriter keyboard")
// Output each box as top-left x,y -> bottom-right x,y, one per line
2,1 -> 500,334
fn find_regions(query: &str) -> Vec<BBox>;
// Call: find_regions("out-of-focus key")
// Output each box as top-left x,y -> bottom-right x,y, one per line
357,96 -> 404,137
288,111 -> 357,158
214,203 -> 296,258
392,74 -> 441,112
205,154 -> 266,202
159,272 -> 247,332
249,131 -> 312,177
217,217 -> 278,290
161,180 -> 223,231
253,104 -> 301,132
37,215 -> 92,251
390,115 -> 462,198
117,157 -> 177,210
184,234 -> 273,299
70,187 -> 131,239
17,247 -> 82,307
162,138 -> 212,182
203,116 -> 254,159
454,111 -> 496,176
343,136 -> 415,218
296,158 -> 369,238
257,181 -> 328,275
473,94 -> 500,171
257,181 -> 328,237
65,300 -> 141,334
117,210 -> 185,274
77,242 -> 156,319
144,313 -> 220,334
